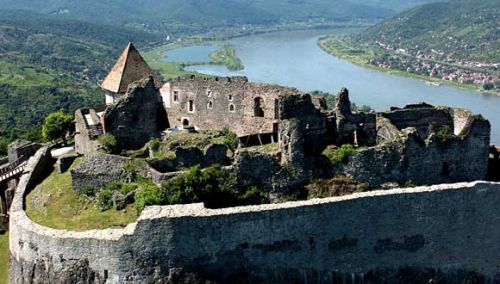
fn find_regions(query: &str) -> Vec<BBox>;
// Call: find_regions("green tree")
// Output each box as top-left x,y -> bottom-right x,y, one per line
483,82 -> 494,91
41,110 -> 73,145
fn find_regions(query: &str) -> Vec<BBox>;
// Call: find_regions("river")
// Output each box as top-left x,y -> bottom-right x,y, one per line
165,29 -> 500,144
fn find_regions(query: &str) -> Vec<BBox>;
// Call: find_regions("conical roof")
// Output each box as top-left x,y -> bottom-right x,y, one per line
101,42 -> 162,93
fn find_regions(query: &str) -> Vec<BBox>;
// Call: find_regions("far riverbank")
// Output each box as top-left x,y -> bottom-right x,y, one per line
317,36 -> 499,97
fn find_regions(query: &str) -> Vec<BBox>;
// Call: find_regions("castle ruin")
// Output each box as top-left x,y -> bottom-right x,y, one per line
75,42 -> 491,188
8,42 -> 498,283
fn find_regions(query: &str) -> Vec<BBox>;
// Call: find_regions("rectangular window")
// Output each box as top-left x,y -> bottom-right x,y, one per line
188,100 -> 194,113
173,90 -> 179,102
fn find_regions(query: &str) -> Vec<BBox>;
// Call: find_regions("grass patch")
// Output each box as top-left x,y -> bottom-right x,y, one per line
242,143 -> 279,153
0,232 -> 8,284
323,144 -> 356,166
25,158 -> 137,231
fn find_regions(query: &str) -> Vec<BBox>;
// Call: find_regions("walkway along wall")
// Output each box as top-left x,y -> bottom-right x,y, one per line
9,148 -> 500,283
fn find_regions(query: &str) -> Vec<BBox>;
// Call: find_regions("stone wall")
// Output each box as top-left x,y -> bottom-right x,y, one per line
0,156 -> 8,166
75,108 -> 102,155
334,88 -> 377,146
71,154 -> 131,194
342,109 -> 490,187
380,103 -> 453,137
104,77 -> 166,150
162,75 -> 325,137
9,148 -> 500,283
7,140 -> 41,162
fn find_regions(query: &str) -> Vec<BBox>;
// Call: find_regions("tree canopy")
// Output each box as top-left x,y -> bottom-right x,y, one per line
42,110 -> 73,144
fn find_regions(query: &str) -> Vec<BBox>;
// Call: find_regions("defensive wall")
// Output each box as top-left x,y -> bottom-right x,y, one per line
9,148 -> 500,283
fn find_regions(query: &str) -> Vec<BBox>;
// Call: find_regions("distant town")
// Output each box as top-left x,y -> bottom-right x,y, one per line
370,41 -> 499,89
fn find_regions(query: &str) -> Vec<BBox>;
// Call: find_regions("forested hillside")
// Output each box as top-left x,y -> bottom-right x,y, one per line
0,11 -> 161,155
0,0 -> 444,32
319,0 -> 499,93
355,0 -> 499,63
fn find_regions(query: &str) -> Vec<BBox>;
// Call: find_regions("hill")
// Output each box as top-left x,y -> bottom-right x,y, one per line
0,0 -> 445,33
319,0 -> 499,93
0,11 -> 162,155
355,0 -> 500,63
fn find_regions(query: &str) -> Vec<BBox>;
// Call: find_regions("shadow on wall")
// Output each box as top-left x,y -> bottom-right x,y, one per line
488,146 -> 500,181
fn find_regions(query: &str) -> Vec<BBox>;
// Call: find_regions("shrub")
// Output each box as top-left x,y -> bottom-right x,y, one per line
219,127 -> 238,150
404,180 -> 416,188
238,186 -> 269,205
96,189 -> 113,211
82,187 -> 97,198
120,183 -> 138,195
103,182 -> 121,192
161,165 -> 240,209
483,82 -> 494,91
121,159 -> 149,182
323,144 -> 356,165
135,184 -> 164,213
434,125 -> 453,142
98,134 -> 117,154
149,138 -> 160,151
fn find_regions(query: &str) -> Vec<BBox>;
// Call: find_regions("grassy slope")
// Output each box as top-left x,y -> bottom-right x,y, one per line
26,158 -> 137,231
0,232 -> 7,284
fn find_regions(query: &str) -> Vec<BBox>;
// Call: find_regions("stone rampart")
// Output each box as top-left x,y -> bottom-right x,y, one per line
9,148 -> 500,283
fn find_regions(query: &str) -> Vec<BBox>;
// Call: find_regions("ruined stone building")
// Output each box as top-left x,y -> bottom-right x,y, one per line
75,42 -> 491,187
161,75 -> 325,145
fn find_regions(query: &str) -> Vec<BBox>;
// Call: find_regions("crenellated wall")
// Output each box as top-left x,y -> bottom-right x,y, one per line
9,148 -> 500,283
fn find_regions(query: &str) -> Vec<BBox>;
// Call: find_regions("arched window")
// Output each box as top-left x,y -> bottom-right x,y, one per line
182,118 -> 189,127
229,104 -> 235,112
254,97 -> 264,117
228,94 -> 233,101
208,100 -> 213,109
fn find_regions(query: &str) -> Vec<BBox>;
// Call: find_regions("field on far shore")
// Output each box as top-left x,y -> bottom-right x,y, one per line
143,39 -> 244,80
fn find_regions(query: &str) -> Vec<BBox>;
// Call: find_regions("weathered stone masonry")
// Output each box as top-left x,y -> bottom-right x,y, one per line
162,75 -> 324,138
9,148 -> 500,283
